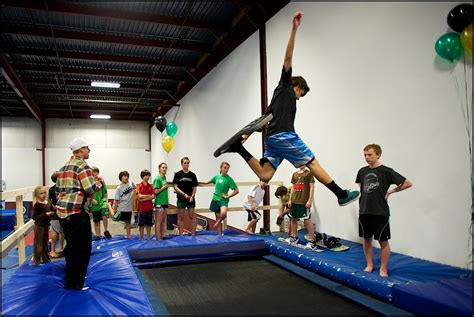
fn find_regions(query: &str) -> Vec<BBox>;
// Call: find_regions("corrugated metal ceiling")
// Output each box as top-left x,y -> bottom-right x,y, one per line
0,0 -> 289,122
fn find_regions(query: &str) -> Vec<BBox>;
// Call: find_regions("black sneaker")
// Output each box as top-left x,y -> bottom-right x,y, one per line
104,230 -> 112,240
94,236 -> 100,241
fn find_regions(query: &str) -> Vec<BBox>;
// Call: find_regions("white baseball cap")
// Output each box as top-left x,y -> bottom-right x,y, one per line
69,137 -> 89,151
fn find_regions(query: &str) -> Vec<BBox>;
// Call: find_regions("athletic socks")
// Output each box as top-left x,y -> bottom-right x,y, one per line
325,181 -> 348,199
230,139 -> 253,162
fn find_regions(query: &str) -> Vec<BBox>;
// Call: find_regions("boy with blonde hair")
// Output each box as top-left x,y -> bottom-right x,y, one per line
356,144 -> 412,277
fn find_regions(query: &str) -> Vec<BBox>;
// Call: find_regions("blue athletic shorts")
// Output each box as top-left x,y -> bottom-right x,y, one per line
264,132 -> 315,169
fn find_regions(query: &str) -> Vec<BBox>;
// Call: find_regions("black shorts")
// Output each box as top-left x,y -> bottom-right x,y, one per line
358,214 -> 391,241
245,209 -> 261,221
118,211 -> 132,224
138,210 -> 154,227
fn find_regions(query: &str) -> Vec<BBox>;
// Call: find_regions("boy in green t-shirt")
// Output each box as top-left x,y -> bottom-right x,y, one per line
89,166 -> 111,240
153,162 -> 171,240
200,162 -> 239,236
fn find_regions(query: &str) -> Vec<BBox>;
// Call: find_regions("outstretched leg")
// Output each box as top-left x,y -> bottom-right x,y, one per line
306,159 -> 360,206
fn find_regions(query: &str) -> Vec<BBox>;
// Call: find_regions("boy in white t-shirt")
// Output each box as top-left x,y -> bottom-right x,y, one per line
243,181 -> 268,234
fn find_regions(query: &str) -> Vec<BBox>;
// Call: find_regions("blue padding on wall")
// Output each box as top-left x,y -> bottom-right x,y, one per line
1,209 -> 15,231
392,275 -> 473,317
1,250 -> 156,316
263,231 -> 471,303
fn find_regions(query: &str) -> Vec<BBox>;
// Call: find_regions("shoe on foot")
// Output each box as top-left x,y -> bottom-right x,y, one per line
285,236 -> 298,245
303,241 -> 317,250
338,190 -> 360,206
104,230 -> 112,240
94,236 -> 101,241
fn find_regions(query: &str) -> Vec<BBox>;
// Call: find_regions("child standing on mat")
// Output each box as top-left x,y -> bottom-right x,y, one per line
48,171 -> 64,258
136,169 -> 155,240
218,11 -> 359,208
286,166 -> 317,250
153,163 -> 170,241
113,171 -> 136,239
32,186 -> 54,265
200,162 -> 239,236
173,157 -> 199,236
243,181 -> 268,234
90,166 -> 112,240
356,144 -> 412,277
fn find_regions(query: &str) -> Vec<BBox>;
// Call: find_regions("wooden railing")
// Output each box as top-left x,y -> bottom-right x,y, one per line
1,186 -> 36,264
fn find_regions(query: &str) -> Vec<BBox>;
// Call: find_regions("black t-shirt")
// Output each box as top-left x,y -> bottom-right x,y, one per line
172,170 -> 198,202
356,165 -> 406,216
266,66 -> 296,137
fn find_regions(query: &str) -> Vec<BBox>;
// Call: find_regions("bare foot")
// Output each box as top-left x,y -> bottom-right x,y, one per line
245,230 -> 254,234
49,252 -> 59,258
364,266 -> 373,273
379,270 -> 388,278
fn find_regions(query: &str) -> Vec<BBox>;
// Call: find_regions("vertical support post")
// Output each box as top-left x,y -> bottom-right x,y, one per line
259,24 -> 270,232
15,195 -> 26,264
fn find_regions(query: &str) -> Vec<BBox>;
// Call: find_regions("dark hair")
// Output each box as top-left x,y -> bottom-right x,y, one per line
181,157 -> 190,164
274,185 -> 288,198
140,169 -> 151,179
292,76 -> 310,96
158,162 -> 167,169
50,171 -> 59,183
118,170 -> 129,181
91,166 -> 100,174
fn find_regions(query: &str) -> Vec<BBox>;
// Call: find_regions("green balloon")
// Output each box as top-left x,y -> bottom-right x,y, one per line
166,121 -> 178,137
435,32 -> 463,62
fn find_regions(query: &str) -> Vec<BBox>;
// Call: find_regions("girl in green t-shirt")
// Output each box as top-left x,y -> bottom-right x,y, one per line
153,162 -> 171,240
200,162 -> 239,236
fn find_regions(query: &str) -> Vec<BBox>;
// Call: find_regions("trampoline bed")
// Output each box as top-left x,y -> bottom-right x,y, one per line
139,258 -> 377,316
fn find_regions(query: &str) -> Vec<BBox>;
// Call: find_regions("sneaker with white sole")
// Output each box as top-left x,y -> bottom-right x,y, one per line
285,236 -> 298,245
338,190 -> 360,206
303,241 -> 317,250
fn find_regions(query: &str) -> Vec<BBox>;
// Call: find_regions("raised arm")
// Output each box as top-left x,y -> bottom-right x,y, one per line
284,11 -> 303,72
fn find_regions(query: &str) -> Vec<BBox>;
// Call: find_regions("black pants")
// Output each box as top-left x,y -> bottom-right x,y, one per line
60,211 -> 92,289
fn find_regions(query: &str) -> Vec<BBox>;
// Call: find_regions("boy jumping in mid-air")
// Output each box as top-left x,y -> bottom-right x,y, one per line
216,11 -> 359,207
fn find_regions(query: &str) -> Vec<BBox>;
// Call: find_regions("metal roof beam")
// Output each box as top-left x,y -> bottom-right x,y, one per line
16,64 -> 186,81
0,53 -> 44,123
23,79 -> 177,91
1,24 -> 212,53
2,0 -> 225,32
5,47 -> 195,69
28,88 -> 168,99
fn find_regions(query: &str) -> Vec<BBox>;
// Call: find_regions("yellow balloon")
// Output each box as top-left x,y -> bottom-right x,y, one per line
162,136 -> 174,153
461,24 -> 472,56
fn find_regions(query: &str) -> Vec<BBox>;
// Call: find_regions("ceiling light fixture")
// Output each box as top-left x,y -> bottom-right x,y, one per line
91,81 -> 120,88
90,114 -> 111,120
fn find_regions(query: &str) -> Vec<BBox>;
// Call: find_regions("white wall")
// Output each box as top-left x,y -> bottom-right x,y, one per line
2,118 -> 151,198
151,2 -> 472,268
45,118 -> 151,187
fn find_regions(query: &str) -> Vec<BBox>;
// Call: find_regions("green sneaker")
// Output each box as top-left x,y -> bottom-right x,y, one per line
338,190 -> 360,206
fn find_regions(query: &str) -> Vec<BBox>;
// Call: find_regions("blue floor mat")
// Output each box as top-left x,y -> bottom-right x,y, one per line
261,229 -> 472,315
1,245 -> 34,269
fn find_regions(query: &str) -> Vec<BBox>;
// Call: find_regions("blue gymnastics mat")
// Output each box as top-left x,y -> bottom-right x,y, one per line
262,229 -> 472,316
1,230 -> 267,316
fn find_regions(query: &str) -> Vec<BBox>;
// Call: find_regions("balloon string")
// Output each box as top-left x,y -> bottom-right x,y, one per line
462,53 -> 472,163
452,68 -> 470,139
